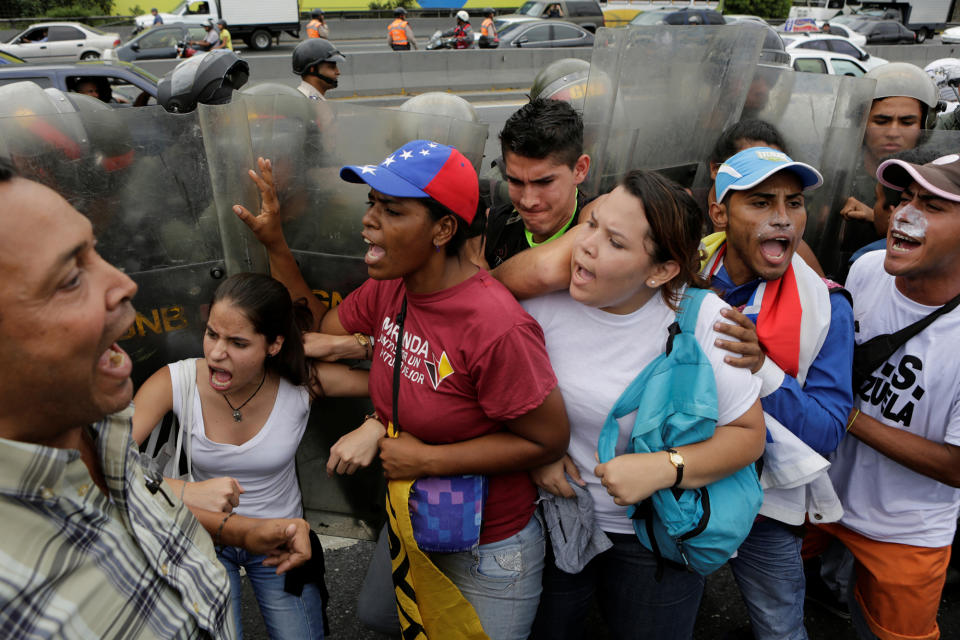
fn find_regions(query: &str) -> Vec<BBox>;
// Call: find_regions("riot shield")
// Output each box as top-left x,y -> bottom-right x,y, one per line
580,24 -> 766,196
745,68 -> 877,280
0,95 -> 240,387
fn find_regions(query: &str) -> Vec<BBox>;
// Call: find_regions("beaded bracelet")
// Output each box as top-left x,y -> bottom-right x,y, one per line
215,512 -> 236,547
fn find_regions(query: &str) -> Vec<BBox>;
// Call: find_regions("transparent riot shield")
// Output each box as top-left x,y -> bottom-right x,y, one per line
0,99 -> 243,387
747,69 -> 877,280
237,94 -> 489,536
581,24 -> 766,196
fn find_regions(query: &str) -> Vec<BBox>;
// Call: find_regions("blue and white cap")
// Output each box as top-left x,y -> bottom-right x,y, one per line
715,147 -> 823,203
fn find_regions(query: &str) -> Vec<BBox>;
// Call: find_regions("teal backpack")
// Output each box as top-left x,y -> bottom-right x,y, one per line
597,287 -> 763,577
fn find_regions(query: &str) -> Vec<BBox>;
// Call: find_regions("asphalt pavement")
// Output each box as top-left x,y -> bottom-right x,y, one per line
234,533 -> 959,639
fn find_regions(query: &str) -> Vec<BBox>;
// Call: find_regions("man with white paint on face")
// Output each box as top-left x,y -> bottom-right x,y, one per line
807,153 -> 960,640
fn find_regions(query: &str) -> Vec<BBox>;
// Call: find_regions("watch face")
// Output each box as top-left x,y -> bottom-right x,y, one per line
669,451 -> 684,467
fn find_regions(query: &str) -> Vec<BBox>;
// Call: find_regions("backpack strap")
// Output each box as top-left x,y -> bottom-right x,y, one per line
853,288 -> 960,387
673,288 -> 709,336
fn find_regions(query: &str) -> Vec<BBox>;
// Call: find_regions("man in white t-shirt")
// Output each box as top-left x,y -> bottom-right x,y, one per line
809,154 -> 960,640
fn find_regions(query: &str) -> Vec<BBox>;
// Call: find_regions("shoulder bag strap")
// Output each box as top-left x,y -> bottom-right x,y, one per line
854,289 -> 960,384
391,296 -> 408,434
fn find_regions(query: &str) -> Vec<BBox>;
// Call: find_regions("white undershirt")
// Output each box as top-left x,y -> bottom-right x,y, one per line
169,358 -> 311,520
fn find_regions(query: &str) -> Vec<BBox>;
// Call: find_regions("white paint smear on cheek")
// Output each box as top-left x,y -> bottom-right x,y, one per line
892,203 -> 928,239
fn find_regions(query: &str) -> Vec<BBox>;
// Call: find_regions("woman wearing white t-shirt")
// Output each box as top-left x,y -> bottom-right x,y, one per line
132,272 -> 366,640
523,170 -> 765,640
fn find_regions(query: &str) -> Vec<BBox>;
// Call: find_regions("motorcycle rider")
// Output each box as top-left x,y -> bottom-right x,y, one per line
479,8 -> 498,48
387,7 -> 417,51
441,10 -> 474,49
213,19 -> 233,51
291,38 -> 346,101
306,8 -> 330,39
188,19 -> 221,51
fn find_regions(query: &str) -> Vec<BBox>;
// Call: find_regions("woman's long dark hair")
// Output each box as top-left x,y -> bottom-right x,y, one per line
211,273 -> 314,389
620,170 -> 709,311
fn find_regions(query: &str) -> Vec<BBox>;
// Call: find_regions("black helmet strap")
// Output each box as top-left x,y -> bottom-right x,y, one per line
306,64 -> 338,88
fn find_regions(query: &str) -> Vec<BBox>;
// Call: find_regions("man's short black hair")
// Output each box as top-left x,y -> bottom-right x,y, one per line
0,157 -> 15,183
499,98 -> 584,169
709,119 -> 789,166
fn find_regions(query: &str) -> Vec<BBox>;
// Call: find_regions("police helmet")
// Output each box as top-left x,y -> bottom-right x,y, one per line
394,7 -> 407,16
530,57 -> 591,102
867,62 -> 941,128
291,38 -> 346,76
158,50 -> 250,113
399,92 -> 479,123
456,10 -> 470,22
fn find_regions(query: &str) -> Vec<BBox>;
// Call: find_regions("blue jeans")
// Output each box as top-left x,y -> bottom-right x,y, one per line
358,515 -> 545,640
531,532 -> 705,640
728,518 -> 809,640
430,514 -> 545,640
218,545 -> 325,640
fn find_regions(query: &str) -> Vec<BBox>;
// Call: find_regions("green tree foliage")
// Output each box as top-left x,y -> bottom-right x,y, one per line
722,0 -> 791,19
2,0 -> 113,19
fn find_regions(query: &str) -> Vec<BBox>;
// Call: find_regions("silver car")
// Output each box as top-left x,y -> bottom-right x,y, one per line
3,22 -> 121,62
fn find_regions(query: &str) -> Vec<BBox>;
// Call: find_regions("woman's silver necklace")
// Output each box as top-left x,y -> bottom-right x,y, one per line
222,370 -> 267,422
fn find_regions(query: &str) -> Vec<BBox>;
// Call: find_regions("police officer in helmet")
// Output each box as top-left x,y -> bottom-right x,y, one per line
387,7 -> 418,51
292,38 -> 346,101
306,8 -> 329,39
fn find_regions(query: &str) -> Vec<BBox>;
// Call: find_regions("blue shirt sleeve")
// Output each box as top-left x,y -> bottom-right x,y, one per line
760,291 -> 855,455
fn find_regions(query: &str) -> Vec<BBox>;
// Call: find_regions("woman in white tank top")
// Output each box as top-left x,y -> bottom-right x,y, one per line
132,273 -> 367,640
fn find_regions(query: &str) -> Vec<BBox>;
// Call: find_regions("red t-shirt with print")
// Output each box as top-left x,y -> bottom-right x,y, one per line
337,270 -> 557,544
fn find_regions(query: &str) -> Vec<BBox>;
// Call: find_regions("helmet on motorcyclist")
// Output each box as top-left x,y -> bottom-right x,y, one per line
456,10 -> 470,22
311,8 -> 324,18
483,7 -> 495,16
394,7 -> 407,16
158,50 -> 250,113
867,62 -> 942,128
291,38 -> 345,87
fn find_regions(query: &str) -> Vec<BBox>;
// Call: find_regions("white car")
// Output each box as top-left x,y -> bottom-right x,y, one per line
789,50 -> 869,77
724,14 -> 768,25
942,26 -> 960,44
3,22 -> 120,62
779,33 -> 887,71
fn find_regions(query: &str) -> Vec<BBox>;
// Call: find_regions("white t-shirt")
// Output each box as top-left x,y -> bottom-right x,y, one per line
830,251 -> 960,547
169,359 -> 311,520
522,290 -> 761,534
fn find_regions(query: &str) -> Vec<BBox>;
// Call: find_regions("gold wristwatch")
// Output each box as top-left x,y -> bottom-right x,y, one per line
666,448 -> 684,488
354,333 -> 372,359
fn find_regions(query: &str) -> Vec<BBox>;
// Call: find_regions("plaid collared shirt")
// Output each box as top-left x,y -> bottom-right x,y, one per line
0,405 -> 234,639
